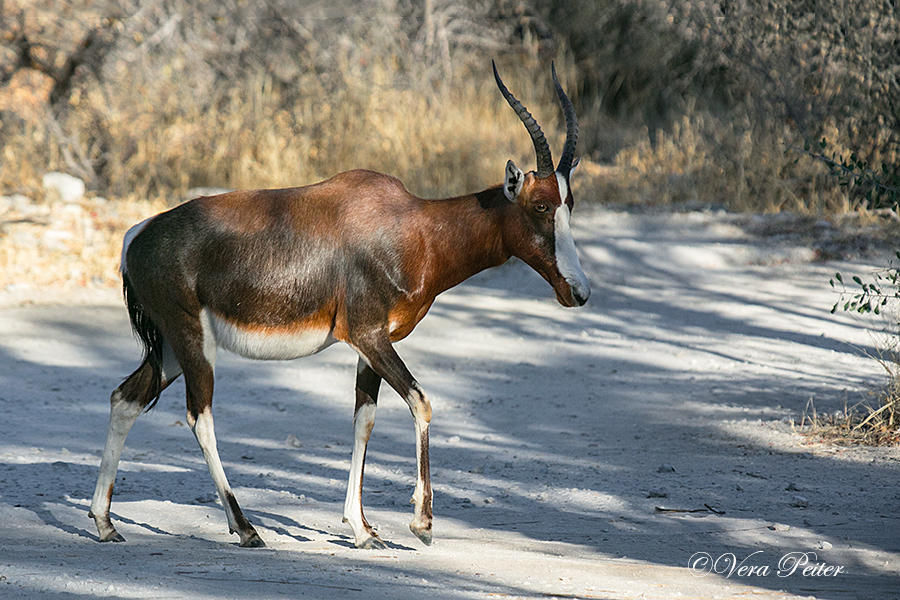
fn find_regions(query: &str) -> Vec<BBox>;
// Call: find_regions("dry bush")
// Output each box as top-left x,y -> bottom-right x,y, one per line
1,0 -> 562,201
797,379 -> 900,447
546,0 -> 900,213
4,0 -> 895,214
797,290 -> 900,447
793,271 -> 900,448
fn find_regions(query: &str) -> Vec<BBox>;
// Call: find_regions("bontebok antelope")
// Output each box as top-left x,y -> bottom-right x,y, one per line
89,62 -> 590,549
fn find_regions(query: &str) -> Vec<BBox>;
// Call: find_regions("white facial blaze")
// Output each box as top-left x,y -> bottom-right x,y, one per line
553,202 -> 591,303
556,172 -> 569,205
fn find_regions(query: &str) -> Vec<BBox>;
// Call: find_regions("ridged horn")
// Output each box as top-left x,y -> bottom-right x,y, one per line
493,60 -> 554,178
552,61 -> 578,175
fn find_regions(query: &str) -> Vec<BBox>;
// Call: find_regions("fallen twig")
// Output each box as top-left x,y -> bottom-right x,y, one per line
655,504 -> 725,515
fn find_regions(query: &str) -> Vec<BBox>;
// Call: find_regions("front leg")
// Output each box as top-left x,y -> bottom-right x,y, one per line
342,358 -> 386,548
353,331 -> 433,546
406,379 -> 433,545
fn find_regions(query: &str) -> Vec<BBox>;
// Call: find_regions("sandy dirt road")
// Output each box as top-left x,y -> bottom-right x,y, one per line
1,206 -> 898,599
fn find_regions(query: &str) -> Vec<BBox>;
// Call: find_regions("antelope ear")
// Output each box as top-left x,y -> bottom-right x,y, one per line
504,160 -> 524,201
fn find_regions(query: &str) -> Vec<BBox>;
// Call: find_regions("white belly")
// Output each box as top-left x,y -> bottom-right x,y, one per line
204,309 -> 338,361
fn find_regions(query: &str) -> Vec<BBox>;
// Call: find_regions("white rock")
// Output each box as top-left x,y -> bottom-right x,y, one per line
61,202 -> 84,217
0,193 -> 30,212
790,495 -> 809,508
42,229 -> 73,250
42,172 -> 85,202
1,194 -> 41,216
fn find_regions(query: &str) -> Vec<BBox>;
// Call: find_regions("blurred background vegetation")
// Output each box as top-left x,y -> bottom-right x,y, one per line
0,0 -> 898,211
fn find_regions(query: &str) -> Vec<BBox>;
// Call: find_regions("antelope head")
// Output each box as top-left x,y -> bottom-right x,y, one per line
494,61 -> 591,308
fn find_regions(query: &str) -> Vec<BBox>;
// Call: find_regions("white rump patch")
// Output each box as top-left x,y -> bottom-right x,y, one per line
202,309 -> 337,361
120,217 -> 155,274
554,204 -> 591,302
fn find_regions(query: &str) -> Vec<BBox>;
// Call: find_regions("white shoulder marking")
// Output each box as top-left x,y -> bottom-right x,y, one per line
120,216 -> 155,274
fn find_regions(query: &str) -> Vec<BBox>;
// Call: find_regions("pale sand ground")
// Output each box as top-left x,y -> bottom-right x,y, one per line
1,206 -> 898,599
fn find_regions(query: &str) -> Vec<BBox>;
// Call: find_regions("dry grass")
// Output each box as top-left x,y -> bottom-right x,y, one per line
1,66 -> 549,201
574,114 -> 864,213
87,64 -> 555,201
4,0 -> 896,213
794,338 -> 900,447
795,394 -> 900,447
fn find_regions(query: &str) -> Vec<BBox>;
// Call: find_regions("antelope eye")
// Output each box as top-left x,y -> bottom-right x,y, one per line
534,203 -> 549,213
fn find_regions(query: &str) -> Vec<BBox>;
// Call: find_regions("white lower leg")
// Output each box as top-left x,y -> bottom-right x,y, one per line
189,409 -> 262,546
343,403 -> 378,546
406,388 -> 433,545
190,410 -> 237,532
410,416 -> 431,521
89,393 -> 143,541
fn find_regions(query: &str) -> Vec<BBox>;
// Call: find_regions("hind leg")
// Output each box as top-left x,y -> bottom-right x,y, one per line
353,331 -> 433,546
342,358 -> 384,548
175,314 -> 264,547
187,406 -> 264,547
89,345 -> 182,542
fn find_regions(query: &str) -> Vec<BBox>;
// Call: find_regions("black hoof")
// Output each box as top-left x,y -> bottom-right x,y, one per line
100,531 -> 126,543
410,524 -> 432,546
240,533 -> 266,548
358,535 -> 388,550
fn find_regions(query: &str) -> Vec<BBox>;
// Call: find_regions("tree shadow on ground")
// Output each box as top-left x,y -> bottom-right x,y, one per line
1,212 -> 898,598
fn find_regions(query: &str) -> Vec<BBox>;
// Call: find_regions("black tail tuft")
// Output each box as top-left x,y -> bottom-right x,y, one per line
123,272 -> 165,411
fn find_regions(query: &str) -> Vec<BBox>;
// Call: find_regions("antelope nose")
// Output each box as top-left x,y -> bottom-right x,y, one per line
572,285 -> 590,307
